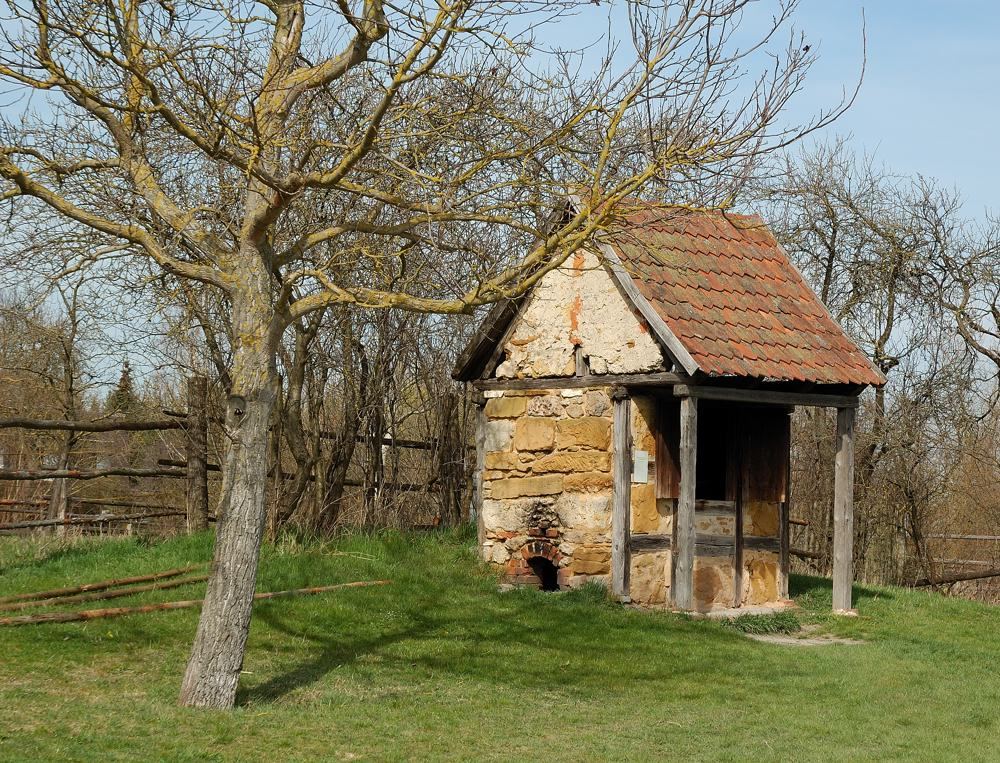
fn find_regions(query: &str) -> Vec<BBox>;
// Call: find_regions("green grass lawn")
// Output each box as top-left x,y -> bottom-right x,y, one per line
1,529 -> 998,762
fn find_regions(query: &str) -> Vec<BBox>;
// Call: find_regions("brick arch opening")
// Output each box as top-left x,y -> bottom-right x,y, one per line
521,540 -> 561,591
527,557 -> 559,591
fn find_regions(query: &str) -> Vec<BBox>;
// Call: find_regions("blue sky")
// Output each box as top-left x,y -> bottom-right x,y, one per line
551,0 -> 999,218
788,0 -> 998,217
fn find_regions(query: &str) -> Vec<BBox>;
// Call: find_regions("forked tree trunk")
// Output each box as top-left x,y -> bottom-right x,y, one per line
178,291 -> 279,709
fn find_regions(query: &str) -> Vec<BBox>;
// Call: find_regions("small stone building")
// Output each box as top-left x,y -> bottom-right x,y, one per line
453,200 -> 884,613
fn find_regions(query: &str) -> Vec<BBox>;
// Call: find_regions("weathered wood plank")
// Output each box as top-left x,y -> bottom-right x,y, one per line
473,396 -> 487,524
695,544 -> 735,558
925,534 -> 1000,541
733,415 -> 746,608
0,467 -> 185,481
0,417 -> 184,432
610,387 -> 632,600
689,533 -> 779,551
673,384 -> 860,410
696,499 -> 736,512
743,535 -> 782,551
671,395 -> 697,610
833,406 -> 856,612
0,511 -> 184,531
655,397 -> 681,500
779,412 -> 792,598
696,533 -> 738,547
474,371 -> 687,392
654,499 -> 735,512
630,533 -> 671,552
913,568 -> 1000,586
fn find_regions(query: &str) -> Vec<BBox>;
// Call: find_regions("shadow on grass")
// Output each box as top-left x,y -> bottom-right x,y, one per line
790,573 -> 893,606
238,569 -> 802,708
238,604 -> 443,706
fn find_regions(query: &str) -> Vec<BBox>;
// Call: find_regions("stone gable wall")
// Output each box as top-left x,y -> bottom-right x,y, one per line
494,248 -> 666,379
479,387 -> 615,589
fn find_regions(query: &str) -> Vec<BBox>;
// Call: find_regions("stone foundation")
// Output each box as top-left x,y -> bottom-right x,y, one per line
480,387 -> 614,590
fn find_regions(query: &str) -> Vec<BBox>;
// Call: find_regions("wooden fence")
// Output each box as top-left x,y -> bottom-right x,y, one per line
0,376 -> 472,535
0,376 -> 210,535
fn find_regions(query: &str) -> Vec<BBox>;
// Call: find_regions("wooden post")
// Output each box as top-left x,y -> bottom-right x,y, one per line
833,406 -> 856,613
671,395 -> 697,610
472,392 -> 487,535
610,386 -> 632,601
185,375 -> 209,532
779,410 -> 792,599
47,452 -> 70,538
733,442 -> 745,608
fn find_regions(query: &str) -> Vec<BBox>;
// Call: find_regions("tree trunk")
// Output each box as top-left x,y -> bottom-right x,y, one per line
46,439 -> 72,536
178,291 -> 278,709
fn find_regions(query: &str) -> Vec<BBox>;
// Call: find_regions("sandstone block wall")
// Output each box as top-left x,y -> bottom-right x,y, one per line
479,387 -> 615,589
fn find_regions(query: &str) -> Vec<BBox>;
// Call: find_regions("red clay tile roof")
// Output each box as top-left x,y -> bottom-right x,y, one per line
605,207 -> 885,386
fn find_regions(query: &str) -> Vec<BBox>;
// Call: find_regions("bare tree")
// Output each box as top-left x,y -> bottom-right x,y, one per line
0,0 -> 841,708
763,141 -> 997,586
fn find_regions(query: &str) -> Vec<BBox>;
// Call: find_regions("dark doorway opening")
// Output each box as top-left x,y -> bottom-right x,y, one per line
527,556 -> 559,591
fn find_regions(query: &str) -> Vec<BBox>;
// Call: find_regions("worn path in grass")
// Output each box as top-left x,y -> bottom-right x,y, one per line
1,530 -> 998,761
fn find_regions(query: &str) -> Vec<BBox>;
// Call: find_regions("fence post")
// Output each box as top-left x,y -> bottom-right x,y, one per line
186,375 -> 209,532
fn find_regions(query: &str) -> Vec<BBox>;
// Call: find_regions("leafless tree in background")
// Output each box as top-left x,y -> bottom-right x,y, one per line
763,140 -> 999,587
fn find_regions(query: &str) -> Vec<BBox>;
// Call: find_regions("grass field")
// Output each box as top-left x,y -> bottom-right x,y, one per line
1,529 -> 998,762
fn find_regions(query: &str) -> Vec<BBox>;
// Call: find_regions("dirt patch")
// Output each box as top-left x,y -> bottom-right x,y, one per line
746,624 -> 864,646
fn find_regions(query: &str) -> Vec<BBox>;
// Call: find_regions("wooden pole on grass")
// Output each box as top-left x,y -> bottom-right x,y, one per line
0,580 -> 391,627
0,574 -> 209,612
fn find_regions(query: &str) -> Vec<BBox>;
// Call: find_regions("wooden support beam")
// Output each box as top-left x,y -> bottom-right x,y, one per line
779,411 -> 792,599
630,533 -> 781,554
610,386 -> 632,600
833,406 -> 856,613
473,394 -> 487,525
474,371 -> 687,392
733,466 -> 745,608
671,395 -> 697,610
673,384 -> 860,410
630,533 -> 671,552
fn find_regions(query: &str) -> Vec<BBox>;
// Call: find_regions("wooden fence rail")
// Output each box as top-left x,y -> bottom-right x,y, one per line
0,498 -> 184,512
0,376 -> 209,533
2,374 -> 467,535
0,511 -> 186,532
0,467 -> 185,481
0,418 -> 183,432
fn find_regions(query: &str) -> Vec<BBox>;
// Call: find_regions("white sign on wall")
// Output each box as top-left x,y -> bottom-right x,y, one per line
632,449 -> 649,483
